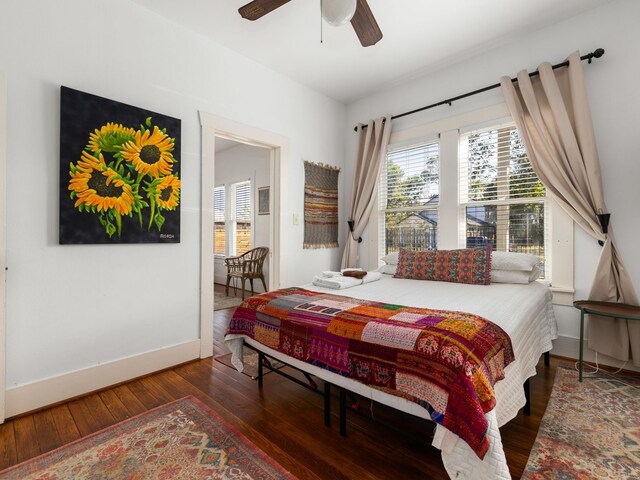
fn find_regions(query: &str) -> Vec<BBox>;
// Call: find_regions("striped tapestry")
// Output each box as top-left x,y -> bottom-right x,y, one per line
304,161 -> 340,249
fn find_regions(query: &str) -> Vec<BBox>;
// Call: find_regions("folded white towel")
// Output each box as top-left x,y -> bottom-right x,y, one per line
312,275 -> 363,290
362,271 -> 382,284
321,271 -> 342,278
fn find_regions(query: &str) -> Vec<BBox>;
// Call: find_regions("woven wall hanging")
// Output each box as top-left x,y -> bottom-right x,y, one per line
303,161 -> 340,249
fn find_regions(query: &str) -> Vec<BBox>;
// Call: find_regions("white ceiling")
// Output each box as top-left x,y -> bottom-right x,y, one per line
131,0 -> 613,104
214,137 -> 241,153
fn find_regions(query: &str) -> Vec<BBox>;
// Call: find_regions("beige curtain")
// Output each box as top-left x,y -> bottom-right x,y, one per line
500,51 -> 640,365
341,116 -> 392,268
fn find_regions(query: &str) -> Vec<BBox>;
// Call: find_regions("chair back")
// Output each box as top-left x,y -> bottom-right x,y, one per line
246,246 -> 269,275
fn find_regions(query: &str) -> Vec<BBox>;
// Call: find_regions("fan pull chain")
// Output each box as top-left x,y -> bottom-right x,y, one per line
320,0 -> 323,44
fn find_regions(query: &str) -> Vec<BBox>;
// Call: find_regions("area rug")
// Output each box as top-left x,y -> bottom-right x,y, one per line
0,396 -> 297,480
215,350 -> 285,379
303,161 -> 340,249
214,290 -> 243,310
522,365 -> 640,480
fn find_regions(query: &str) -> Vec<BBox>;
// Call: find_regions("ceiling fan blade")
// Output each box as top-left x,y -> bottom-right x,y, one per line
350,0 -> 382,47
239,0 -> 292,21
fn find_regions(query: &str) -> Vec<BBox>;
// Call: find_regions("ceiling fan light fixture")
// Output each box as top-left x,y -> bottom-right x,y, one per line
321,0 -> 357,27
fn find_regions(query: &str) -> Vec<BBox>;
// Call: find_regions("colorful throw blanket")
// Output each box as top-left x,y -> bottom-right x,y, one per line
227,287 -> 514,459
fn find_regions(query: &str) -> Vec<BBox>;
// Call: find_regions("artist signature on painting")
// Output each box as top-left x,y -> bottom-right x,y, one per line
160,233 -> 175,239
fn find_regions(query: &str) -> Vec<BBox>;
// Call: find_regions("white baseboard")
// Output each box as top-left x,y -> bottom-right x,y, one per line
5,340 -> 200,418
551,335 -> 640,373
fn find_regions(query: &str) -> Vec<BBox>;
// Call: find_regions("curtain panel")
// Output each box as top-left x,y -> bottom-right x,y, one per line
500,51 -> 640,365
341,116 -> 392,269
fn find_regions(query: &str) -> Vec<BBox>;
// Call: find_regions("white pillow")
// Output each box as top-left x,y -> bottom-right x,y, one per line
380,252 -> 399,265
491,266 -> 542,284
376,264 -> 397,275
491,251 -> 541,272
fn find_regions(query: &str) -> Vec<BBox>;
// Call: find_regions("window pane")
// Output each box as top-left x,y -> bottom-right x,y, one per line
384,210 -> 438,254
213,186 -> 225,255
466,127 -> 544,201
233,181 -> 251,256
465,203 -> 545,277
380,143 -> 440,258
467,130 -> 498,201
235,181 -> 251,222
509,203 -> 545,262
385,144 -> 439,209
461,124 -> 547,279
236,222 -> 251,256
214,187 -> 225,222
465,205 -> 497,248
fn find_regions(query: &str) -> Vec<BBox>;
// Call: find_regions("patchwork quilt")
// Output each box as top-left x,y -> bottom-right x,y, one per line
227,287 -> 514,459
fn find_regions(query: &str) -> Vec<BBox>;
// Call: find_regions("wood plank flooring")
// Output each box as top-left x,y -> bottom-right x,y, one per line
0,293 -> 624,479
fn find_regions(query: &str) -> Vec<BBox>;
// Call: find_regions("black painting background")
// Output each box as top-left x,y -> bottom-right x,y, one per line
59,86 -> 181,244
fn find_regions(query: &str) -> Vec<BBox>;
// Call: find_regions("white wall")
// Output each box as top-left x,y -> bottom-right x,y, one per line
213,143 -> 271,290
345,0 -> 640,368
0,0 -> 346,412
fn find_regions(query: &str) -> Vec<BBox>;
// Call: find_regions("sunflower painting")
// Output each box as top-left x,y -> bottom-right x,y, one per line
59,87 -> 181,243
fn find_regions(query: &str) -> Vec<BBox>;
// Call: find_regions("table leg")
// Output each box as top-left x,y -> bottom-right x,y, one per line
579,310 -> 585,382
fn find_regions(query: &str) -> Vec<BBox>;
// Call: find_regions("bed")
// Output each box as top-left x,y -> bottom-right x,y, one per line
225,274 -> 557,479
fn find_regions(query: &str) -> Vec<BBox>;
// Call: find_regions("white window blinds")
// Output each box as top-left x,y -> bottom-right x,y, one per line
378,142 -> 440,257
232,180 -> 251,256
213,186 -> 226,255
459,123 -> 548,277
233,181 -> 251,223
214,181 -> 252,256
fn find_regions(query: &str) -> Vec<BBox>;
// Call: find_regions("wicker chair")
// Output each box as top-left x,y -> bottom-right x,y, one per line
224,247 -> 269,299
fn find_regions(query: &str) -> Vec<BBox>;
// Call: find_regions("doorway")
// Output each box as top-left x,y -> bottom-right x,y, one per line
212,139 -> 271,292
199,112 -> 288,358
0,71 -> 7,422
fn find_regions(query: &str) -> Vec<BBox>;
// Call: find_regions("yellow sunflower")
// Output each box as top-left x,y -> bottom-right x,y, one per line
120,126 -> 175,178
87,122 -> 136,153
155,175 -> 181,210
69,151 -> 135,216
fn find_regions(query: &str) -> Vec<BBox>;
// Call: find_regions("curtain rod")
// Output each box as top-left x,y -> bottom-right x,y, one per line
355,48 -> 605,132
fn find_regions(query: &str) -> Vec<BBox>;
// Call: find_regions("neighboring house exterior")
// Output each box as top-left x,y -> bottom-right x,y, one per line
386,195 -> 496,252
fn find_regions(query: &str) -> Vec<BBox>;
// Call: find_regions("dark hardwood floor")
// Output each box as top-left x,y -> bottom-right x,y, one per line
0,291 -> 603,479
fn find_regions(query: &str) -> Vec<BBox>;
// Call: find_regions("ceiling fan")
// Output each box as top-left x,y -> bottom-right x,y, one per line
238,0 -> 383,47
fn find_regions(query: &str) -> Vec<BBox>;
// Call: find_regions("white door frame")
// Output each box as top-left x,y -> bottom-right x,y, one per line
199,112 -> 288,358
0,71 -> 7,422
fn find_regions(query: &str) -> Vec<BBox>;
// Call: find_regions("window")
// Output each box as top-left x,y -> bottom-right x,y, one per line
214,186 -> 226,255
233,181 -> 251,256
371,108 -> 572,302
213,180 -> 252,256
459,124 -> 548,276
378,143 -> 440,256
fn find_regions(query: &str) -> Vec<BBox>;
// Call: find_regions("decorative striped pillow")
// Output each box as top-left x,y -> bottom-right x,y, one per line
393,247 -> 492,285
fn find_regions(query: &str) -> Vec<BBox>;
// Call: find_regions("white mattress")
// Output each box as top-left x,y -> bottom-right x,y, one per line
226,276 -> 557,479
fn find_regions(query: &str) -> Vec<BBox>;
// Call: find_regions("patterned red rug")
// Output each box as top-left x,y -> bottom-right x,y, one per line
0,396 -> 297,479
522,365 -> 640,480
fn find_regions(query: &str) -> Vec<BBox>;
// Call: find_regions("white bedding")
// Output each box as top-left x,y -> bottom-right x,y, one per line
225,276 -> 557,479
